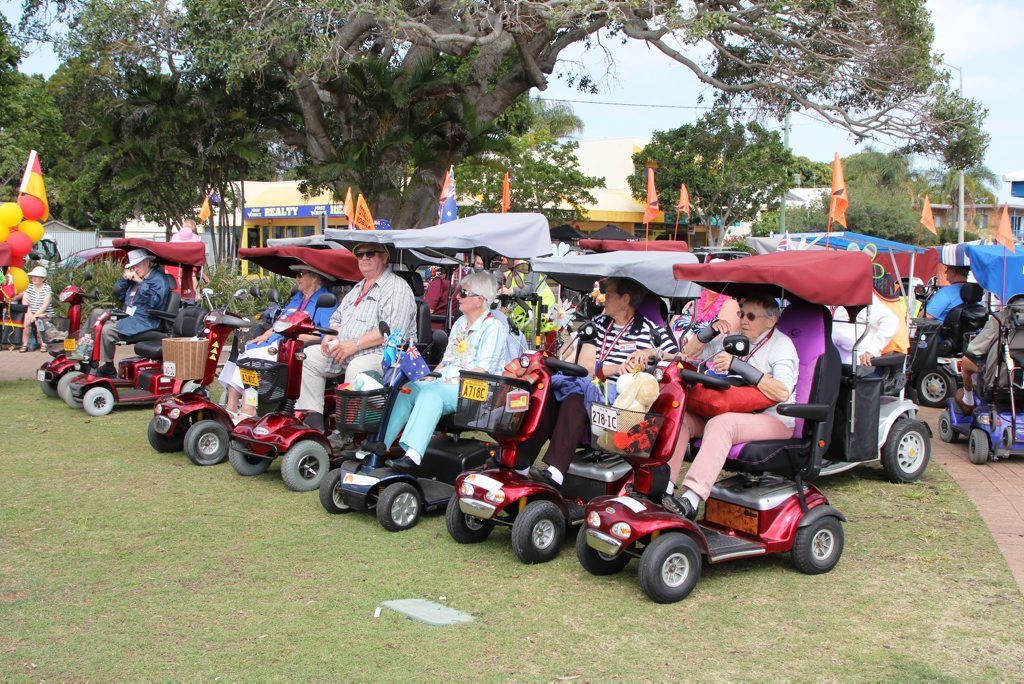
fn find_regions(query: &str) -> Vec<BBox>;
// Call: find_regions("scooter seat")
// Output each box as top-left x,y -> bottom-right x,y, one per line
134,340 -> 165,360
725,438 -> 810,477
566,456 -> 631,483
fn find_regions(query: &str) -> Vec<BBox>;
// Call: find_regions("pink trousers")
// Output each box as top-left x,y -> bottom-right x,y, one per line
668,411 -> 793,501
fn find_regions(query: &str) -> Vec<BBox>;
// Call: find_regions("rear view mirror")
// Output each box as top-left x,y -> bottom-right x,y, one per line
84,271 -> 94,282
723,334 -> 751,357
268,288 -> 281,304
379,321 -> 391,337
315,293 -> 337,310
577,322 -> 599,343
914,285 -> 927,298
249,284 -> 261,298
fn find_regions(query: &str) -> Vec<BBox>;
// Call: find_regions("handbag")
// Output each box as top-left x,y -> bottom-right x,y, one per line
686,382 -> 776,418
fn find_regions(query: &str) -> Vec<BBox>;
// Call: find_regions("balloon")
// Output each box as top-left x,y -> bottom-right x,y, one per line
18,220 -> 44,243
0,202 -> 22,228
10,254 -> 23,269
6,230 -> 32,258
0,224 -> 8,243
18,195 -> 45,221
7,266 -> 28,294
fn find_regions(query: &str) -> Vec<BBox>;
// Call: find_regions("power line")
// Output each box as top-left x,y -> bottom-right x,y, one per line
536,96 -> 754,112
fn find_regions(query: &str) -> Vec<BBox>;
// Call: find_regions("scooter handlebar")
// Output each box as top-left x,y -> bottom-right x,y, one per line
544,356 -> 589,378
680,368 -> 731,390
696,322 -> 722,343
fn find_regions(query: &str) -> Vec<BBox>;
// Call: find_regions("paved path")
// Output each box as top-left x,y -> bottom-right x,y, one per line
3,350 -> 1021,592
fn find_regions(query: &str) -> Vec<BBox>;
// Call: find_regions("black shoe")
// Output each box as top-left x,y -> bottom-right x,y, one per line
385,455 -> 419,474
96,364 -> 117,379
360,440 -> 389,457
528,466 -> 561,489
662,494 -> 698,521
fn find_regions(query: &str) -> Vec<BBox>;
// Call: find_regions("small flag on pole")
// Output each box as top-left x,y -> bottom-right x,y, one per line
677,183 -> 690,216
353,194 -> 375,230
501,171 -> 511,213
344,187 -> 355,228
920,195 -> 937,236
995,204 -> 1015,251
198,195 -> 211,222
438,165 -> 458,224
828,152 -> 848,230
18,150 -> 49,221
642,168 -> 659,225
399,345 -> 431,382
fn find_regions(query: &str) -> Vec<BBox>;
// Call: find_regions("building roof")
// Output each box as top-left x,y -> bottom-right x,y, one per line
1002,170 -> 1024,183
43,219 -> 81,232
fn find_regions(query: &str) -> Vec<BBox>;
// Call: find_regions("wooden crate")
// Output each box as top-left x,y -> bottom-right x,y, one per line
162,337 -> 209,380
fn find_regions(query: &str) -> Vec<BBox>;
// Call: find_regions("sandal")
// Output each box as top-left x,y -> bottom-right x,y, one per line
18,346 -> 28,353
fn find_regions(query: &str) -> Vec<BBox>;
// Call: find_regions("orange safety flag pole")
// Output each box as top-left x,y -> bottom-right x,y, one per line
344,186 -> 355,228
674,182 -> 690,241
19,150 -> 49,221
353,194 -> 375,230
642,168 -> 659,245
501,171 -> 511,213
917,194 -> 937,245
827,152 -> 848,249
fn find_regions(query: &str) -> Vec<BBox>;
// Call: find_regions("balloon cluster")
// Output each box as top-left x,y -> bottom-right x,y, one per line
1,196 -> 47,296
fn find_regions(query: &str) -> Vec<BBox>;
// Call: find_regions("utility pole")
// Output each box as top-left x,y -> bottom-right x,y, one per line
944,62 -> 966,243
780,110 -> 790,234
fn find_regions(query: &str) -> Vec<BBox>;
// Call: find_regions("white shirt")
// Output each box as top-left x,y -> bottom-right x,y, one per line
832,294 -> 899,363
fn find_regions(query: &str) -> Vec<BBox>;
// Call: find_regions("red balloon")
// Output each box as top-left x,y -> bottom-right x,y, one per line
10,254 -> 23,269
18,195 -> 46,221
6,229 -> 32,257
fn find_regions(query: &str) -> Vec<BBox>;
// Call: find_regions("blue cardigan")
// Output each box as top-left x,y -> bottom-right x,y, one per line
113,271 -> 171,336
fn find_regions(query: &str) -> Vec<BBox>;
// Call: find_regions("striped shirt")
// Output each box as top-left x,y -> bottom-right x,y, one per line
587,314 -> 678,378
23,283 -> 54,316
324,269 -> 417,374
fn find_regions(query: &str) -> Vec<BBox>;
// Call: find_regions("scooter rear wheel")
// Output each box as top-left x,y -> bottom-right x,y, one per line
638,532 -> 702,604
147,417 -> 184,453
791,516 -> 844,575
881,419 -> 931,483
445,496 -> 494,544
39,379 -> 58,398
916,370 -> 954,408
184,420 -> 230,466
575,525 -> 630,576
511,500 -> 565,564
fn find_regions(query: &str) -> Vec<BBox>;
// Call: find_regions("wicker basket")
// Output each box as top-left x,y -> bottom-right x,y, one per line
451,371 -> 533,437
589,403 -> 665,458
162,337 -> 209,380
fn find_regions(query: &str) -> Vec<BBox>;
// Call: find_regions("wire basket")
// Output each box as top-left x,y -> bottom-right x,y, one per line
335,387 -> 389,432
452,371 -> 533,437
589,402 -> 666,458
235,357 -> 287,404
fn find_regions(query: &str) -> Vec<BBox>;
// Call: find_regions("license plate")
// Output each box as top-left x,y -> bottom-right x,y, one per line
590,404 -> 618,433
704,499 -> 759,535
240,368 -> 260,387
64,338 -> 76,352
460,378 -> 489,402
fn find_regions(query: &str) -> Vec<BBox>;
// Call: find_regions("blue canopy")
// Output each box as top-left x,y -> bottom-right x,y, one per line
965,244 -> 1024,301
776,231 -> 929,254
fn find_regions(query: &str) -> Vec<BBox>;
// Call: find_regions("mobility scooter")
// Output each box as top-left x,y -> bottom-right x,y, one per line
446,249 -> 703,562
36,272 -> 100,398
577,250 -> 860,603
149,246 -> 360,467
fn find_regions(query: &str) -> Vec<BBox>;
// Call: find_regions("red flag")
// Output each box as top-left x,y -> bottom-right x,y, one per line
18,150 -> 49,221
920,195 -> 936,236
676,183 -> 690,215
344,187 -> 354,228
828,152 -> 848,230
501,171 -> 511,213
995,204 -> 1015,251
642,168 -> 659,225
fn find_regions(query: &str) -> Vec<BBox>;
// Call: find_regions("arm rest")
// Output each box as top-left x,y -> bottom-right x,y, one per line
868,353 -> 906,368
775,403 -> 831,422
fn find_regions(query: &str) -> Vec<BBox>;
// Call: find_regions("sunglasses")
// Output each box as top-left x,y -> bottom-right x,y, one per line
354,250 -> 383,259
737,310 -> 766,321
459,288 -> 482,299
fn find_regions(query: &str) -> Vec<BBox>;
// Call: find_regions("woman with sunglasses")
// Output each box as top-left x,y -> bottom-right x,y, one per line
218,265 -> 333,419
382,271 -> 509,473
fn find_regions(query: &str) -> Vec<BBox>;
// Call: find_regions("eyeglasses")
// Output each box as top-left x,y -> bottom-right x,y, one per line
354,250 -> 382,260
295,270 -> 312,278
737,310 -> 766,321
459,288 -> 482,299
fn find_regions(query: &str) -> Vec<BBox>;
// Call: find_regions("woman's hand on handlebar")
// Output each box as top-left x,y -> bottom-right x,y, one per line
623,348 -> 661,373
709,352 -> 734,374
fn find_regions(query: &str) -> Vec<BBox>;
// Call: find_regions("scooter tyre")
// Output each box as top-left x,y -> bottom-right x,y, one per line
445,495 -> 494,544
39,379 -> 58,398
82,386 -> 115,417
791,516 -> 844,575
319,468 -> 353,514
638,532 -> 702,604
280,440 -> 330,492
184,420 -> 230,466
575,525 -> 630,576
147,417 -> 184,453
881,419 -> 931,483
937,410 -> 958,443
511,500 -> 565,564
376,482 -> 421,532
228,447 -> 272,476
58,371 -> 82,407
915,370 -> 953,408
968,429 -> 990,465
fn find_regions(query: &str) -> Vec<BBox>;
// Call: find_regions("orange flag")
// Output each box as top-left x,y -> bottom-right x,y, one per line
353,193 -> 375,230
18,150 -> 49,221
642,168 -> 659,225
920,195 -> 936,236
198,195 -> 211,222
501,171 -> 511,213
677,182 -> 690,215
828,152 -> 848,230
995,204 -> 1015,251
344,186 -> 354,228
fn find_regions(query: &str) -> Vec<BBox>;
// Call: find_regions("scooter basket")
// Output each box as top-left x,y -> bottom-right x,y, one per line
235,357 -> 287,404
589,403 -> 665,458
452,371 -> 533,437
334,387 -> 389,432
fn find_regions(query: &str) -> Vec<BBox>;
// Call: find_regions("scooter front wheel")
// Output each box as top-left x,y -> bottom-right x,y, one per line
511,500 -> 565,564
280,440 -> 330,492
575,526 -> 630,576
184,420 -> 230,466
82,386 -> 115,417
915,370 -> 954,408
147,417 -> 184,453
638,532 -> 702,604
376,482 -> 422,532
445,496 -> 494,544
228,447 -> 272,476
881,419 -> 931,483
58,371 -> 82,407
968,428 -> 991,465
39,379 -> 58,398
319,468 -> 353,514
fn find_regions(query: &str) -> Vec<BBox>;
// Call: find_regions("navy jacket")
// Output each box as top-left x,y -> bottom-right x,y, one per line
113,270 -> 171,336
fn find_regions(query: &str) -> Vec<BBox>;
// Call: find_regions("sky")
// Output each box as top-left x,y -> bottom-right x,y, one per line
3,0 -> 1022,202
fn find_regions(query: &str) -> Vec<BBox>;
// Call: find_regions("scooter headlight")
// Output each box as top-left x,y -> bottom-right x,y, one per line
459,481 -> 474,497
272,319 -> 290,333
154,404 -> 163,415
654,367 -> 665,381
611,522 -> 632,539
976,413 -> 990,426
586,511 -> 601,528
519,354 -> 530,367
169,408 -> 181,420
484,489 -> 505,504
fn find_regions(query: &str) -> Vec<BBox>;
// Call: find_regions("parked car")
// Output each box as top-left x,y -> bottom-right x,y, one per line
56,246 -> 128,270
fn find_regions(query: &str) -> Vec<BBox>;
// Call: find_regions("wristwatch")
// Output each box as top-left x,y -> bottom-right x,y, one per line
354,338 -> 361,352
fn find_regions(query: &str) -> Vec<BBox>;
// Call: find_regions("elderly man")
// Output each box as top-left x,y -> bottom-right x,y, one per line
296,243 -> 417,433
97,248 -> 170,378
925,265 -> 969,322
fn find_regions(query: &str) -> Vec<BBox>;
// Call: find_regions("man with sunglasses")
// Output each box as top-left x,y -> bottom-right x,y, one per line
295,242 -> 417,434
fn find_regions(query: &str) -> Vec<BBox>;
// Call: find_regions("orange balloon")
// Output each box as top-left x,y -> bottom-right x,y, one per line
0,202 -> 22,228
18,219 -> 44,243
7,266 -> 28,294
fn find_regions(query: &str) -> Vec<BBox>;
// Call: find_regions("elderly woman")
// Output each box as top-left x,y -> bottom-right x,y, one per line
219,265 -> 333,418
520,277 -> 678,487
383,271 -> 508,473
19,266 -> 54,352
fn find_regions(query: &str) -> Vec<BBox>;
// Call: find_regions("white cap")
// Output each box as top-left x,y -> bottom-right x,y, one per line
27,266 -> 47,278
126,249 -> 155,267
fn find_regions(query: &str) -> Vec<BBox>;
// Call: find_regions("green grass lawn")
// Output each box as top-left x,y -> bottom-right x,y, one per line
2,378 -> 1022,681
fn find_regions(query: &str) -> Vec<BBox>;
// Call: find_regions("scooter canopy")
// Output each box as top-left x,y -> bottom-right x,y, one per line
238,246 -> 362,284
534,250 -> 702,299
578,239 -> 689,253
112,238 -> 206,268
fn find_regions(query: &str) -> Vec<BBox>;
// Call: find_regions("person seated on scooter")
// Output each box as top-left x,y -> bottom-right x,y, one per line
520,277 -> 678,488
218,266 -> 334,419
955,293 -> 1024,414
662,293 -> 799,520
831,275 -> 900,369
382,271 -> 509,473
96,249 -> 170,378
296,242 -> 417,434
925,265 -> 969,323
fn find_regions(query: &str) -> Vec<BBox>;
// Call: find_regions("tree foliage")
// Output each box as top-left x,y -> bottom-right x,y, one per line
20,0 -> 989,227
628,108 -> 793,245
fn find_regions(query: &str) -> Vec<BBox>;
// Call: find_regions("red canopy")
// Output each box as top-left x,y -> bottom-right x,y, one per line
579,239 -> 689,253
673,250 -> 874,308
874,250 -> 938,284
112,238 -> 207,267
238,246 -> 362,283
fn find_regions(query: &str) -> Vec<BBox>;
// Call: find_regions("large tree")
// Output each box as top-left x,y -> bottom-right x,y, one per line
628,108 -> 793,245
22,0 -> 989,227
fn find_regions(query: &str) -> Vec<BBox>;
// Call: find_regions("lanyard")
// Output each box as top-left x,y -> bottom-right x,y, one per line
597,317 -> 634,364
743,328 -> 775,362
354,283 -> 373,307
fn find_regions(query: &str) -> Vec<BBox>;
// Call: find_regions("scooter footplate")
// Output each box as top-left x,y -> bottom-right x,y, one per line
702,527 -> 767,563
418,478 -> 455,509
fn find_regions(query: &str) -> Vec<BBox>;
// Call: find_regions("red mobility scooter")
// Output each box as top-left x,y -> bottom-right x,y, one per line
577,250 -> 866,603
149,246 -> 360,467
37,272 -> 100,398
64,239 -> 207,415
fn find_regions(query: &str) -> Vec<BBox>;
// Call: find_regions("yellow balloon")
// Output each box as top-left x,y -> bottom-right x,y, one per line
8,266 -> 28,294
0,202 -> 23,229
0,224 -> 8,243
18,220 -> 44,243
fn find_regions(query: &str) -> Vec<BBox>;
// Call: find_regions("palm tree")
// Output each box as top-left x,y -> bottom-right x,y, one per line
925,164 -> 999,230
